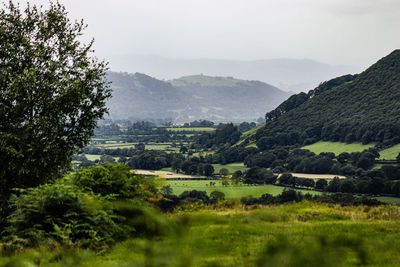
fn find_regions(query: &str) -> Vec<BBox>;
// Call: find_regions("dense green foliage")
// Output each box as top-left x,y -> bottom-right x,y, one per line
255,50 -> 400,148
196,123 -> 241,148
0,2 -> 110,205
245,147 -> 379,174
71,164 -> 155,199
4,183 -> 124,250
2,164 -> 164,251
240,189 -> 382,206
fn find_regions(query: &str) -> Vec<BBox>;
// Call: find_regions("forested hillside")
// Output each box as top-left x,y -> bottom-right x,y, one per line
106,72 -> 289,123
254,50 -> 400,149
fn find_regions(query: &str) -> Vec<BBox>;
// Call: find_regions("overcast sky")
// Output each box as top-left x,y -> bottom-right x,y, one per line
15,0 -> 400,68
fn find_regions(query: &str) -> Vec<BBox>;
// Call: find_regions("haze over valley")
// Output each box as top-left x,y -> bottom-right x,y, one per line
109,55 -> 360,93
106,72 -> 289,123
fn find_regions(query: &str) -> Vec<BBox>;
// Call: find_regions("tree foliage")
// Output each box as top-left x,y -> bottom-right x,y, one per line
0,1 -> 110,201
257,51 -> 400,148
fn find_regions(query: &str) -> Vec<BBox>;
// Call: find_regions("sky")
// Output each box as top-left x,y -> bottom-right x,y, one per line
14,0 -> 400,69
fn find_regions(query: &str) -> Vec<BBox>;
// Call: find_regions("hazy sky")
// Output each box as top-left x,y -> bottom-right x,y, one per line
15,0 -> 400,68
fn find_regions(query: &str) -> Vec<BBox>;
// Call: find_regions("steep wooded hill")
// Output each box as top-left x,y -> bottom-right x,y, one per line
253,50 -> 400,149
106,72 -> 289,122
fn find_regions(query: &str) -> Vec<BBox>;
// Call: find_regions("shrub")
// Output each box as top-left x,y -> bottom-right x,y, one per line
4,183 -> 125,250
210,190 -> 226,202
69,164 -> 153,200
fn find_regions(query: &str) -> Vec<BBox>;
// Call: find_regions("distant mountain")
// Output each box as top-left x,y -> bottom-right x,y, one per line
108,55 -> 360,92
106,72 -> 290,123
251,50 -> 400,148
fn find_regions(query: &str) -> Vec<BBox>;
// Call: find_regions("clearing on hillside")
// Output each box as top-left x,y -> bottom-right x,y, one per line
379,143 -> 400,160
302,141 -> 374,155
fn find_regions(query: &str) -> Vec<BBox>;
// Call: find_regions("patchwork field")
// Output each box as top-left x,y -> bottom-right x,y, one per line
302,141 -> 375,155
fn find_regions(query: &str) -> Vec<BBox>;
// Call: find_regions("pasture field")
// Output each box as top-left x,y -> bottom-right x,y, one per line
378,143 -> 400,160
90,142 -> 182,152
166,127 -> 215,132
302,141 -> 375,155
212,162 -> 248,173
163,180 -> 320,199
241,123 -> 265,137
4,202 -> 400,266
85,154 -> 101,161
161,163 -> 247,175
163,180 -> 400,204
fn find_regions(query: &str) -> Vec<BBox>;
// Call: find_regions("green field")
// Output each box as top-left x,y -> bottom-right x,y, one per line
90,142 -> 181,152
212,162 -> 248,173
379,143 -> 400,160
5,202 -> 400,266
166,127 -> 215,132
241,123 -> 265,137
302,141 -> 375,155
163,180 -> 319,199
85,154 -> 101,161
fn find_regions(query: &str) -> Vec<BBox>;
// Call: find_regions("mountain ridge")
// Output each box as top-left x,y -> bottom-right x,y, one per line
106,72 -> 290,123
108,55 -> 360,92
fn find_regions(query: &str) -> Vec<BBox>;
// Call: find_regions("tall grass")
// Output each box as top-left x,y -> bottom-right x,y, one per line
3,202 -> 400,266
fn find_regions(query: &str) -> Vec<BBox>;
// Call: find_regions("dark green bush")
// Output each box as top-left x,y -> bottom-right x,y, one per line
3,183 -> 125,250
69,164 -> 153,200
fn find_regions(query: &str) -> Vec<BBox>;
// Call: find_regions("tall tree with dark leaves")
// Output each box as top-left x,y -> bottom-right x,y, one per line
0,1 -> 111,205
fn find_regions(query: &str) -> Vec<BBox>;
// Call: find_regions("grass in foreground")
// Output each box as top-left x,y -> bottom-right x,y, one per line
3,202 -> 400,266
302,141 -> 375,155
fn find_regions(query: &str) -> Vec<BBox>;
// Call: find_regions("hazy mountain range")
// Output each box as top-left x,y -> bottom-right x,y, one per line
108,55 -> 361,93
106,72 -> 290,123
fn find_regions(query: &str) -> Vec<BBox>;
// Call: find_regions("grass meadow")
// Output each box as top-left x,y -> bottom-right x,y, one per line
302,141 -> 375,155
378,143 -> 400,160
163,180 -> 320,199
3,202 -> 400,266
212,162 -> 248,173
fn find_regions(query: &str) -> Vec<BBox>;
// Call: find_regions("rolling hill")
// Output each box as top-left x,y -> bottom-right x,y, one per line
106,72 -> 289,123
108,55 -> 360,92
252,50 -> 400,149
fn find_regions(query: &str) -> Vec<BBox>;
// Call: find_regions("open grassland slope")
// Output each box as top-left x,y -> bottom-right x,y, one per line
302,141 -> 375,155
379,143 -> 400,160
3,202 -> 400,266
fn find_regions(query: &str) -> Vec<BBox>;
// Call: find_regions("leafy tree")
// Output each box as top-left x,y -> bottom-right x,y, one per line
179,146 -> 188,154
203,164 -> 215,177
231,170 -> 243,185
315,179 -> 328,190
135,143 -> 146,152
219,168 -> 229,177
160,185 -> 173,196
244,167 -> 277,185
0,2 -> 110,204
210,190 -> 225,202
99,154 -> 116,164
